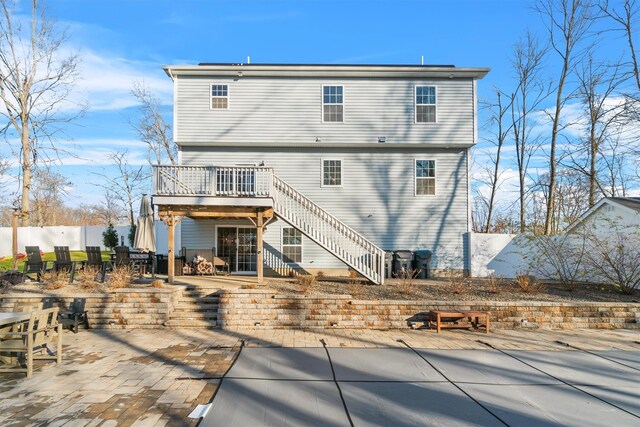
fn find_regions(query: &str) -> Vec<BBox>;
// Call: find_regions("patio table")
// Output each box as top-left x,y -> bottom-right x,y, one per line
0,312 -> 30,327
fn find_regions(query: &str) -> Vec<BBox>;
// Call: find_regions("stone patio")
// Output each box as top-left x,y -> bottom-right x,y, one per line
0,328 -> 638,426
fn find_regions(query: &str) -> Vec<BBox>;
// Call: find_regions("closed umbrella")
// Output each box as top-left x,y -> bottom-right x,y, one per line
134,195 -> 156,253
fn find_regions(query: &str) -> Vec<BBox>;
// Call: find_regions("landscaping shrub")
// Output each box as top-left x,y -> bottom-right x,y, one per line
150,279 -> 164,288
108,265 -> 135,289
486,273 -> 507,294
394,269 -> 420,295
315,270 -> 325,279
514,273 -> 543,293
445,270 -> 467,294
76,265 -> 103,291
295,274 -> 316,293
524,233 -> 586,291
581,227 -> 640,295
42,270 -> 69,290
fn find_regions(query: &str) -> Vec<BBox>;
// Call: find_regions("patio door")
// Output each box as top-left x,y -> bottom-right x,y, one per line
217,227 -> 257,273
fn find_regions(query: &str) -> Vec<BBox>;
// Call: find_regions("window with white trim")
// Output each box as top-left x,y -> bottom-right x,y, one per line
322,159 -> 342,187
211,84 -> 228,109
322,85 -> 343,122
415,86 -> 436,123
282,227 -> 303,263
415,160 -> 436,195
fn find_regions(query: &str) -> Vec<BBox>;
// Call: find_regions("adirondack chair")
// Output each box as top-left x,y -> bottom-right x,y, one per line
114,246 -> 146,276
58,298 -> 88,333
0,307 -> 62,377
113,246 -> 132,267
53,246 -> 77,283
85,246 -> 107,282
22,246 -> 49,283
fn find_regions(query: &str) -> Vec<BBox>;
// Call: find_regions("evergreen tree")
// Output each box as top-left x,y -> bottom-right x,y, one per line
128,224 -> 137,247
103,224 -> 119,250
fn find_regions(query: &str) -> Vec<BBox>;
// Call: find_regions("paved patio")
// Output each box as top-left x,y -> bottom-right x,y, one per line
0,328 -> 638,426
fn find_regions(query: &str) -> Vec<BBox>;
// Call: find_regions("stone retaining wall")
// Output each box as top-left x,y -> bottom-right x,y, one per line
0,287 -> 183,329
217,289 -> 640,330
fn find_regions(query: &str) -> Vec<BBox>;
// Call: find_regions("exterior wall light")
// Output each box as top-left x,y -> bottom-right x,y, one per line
378,136 -> 386,143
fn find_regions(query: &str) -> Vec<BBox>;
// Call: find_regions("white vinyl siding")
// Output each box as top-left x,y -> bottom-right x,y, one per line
180,146 -> 470,271
282,227 -> 303,263
175,77 -> 473,145
321,159 -> 342,187
210,84 -> 228,109
415,85 -> 436,123
415,159 -> 436,196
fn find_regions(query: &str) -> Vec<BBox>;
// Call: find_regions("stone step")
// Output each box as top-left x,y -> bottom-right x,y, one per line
174,304 -> 218,312
179,296 -> 220,303
170,312 -> 218,320
165,319 -> 219,328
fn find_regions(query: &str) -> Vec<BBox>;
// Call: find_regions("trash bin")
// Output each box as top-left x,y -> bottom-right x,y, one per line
413,250 -> 432,279
384,251 -> 394,278
393,250 -> 413,276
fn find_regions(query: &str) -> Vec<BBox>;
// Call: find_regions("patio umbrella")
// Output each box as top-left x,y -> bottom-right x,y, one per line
134,195 -> 156,253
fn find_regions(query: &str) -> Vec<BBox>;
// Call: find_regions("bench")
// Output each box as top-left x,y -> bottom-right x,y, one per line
427,310 -> 490,333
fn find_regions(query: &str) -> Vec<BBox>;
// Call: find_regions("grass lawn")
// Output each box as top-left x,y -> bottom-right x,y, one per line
0,250 -> 111,271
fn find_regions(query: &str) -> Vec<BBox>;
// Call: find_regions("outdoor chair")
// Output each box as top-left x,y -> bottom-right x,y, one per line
114,246 -> 148,276
114,246 -> 132,267
85,246 -> 107,282
58,298 -> 88,334
0,307 -> 62,378
213,256 -> 231,275
22,246 -> 49,282
53,246 -> 77,283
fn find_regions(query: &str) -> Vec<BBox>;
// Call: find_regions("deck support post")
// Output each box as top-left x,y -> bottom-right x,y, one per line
161,213 -> 182,284
256,210 -> 264,284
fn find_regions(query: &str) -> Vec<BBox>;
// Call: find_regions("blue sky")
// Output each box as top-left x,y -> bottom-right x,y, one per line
1,0 -> 633,212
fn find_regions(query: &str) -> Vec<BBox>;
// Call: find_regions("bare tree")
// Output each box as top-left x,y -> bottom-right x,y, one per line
0,0 -> 81,226
599,0 -> 640,92
31,167 -> 70,226
94,151 -> 149,228
478,89 -> 514,232
535,0 -> 596,234
510,31 -> 551,232
568,56 -> 627,206
94,191 -> 125,225
130,81 -> 176,166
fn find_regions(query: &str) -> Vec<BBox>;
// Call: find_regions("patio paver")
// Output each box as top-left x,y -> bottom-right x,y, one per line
1,327 -> 639,426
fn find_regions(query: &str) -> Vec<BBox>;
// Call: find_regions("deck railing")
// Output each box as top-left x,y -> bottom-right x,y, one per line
153,165 -> 273,197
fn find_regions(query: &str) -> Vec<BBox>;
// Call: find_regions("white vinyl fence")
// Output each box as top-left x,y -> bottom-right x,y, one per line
0,222 -> 180,258
470,233 -> 574,279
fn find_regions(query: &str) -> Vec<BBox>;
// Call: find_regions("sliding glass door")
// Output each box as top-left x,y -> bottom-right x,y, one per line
217,227 -> 257,273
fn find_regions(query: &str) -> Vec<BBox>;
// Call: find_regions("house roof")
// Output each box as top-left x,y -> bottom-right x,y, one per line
607,197 -> 640,212
163,63 -> 490,79
565,197 -> 640,232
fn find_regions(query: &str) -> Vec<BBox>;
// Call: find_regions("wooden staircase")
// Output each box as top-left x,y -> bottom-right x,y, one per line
271,176 -> 385,284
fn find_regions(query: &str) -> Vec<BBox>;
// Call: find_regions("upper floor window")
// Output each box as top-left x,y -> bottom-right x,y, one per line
282,227 -> 303,263
322,85 -> 343,122
415,159 -> 436,195
322,159 -> 342,187
211,84 -> 228,109
415,86 -> 436,123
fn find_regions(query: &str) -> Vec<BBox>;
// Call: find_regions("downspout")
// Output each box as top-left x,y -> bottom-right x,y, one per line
467,78 -> 478,275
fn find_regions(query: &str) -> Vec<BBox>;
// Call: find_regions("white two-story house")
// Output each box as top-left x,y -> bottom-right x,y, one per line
153,63 -> 489,284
